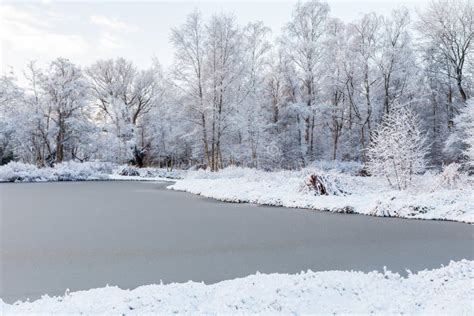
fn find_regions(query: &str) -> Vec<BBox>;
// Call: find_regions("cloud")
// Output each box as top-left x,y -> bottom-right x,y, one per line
98,32 -> 121,50
0,5 -> 89,58
90,15 -> 139,33
89,14 -> 138,52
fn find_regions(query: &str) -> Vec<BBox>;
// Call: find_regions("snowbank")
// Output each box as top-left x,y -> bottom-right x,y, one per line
2,260 -> 472,314
0,161 -> 184,183
169,167 -> 474,223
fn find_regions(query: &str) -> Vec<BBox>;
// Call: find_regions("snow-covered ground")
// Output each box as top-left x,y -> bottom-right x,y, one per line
0,161 -> 182,183
2,260 -> 472,314
169,166 -> 474,223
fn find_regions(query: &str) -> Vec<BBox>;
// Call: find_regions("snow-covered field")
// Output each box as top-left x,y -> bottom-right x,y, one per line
2,260 -> 472,314
169,166 -> 474,223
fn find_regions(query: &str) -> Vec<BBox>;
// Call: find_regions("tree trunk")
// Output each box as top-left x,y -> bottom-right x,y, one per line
332,130 -> 339,160
55,117 -> 64,163
201,113 -> 210,167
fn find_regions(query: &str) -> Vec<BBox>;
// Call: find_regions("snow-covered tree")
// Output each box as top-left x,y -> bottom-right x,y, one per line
417,0 -> 473,104
1,59 -> 92,166
367,106 -> 428,190
171,11 -> 245,170
376,7 -> 414,116
1,0 -> 471,171
444,99 -> 474,165
415,0 -> 473,164
0,73 -> 23,164
170,11 -> 209,166
321,18 -> 350,161
238,21 -> 271,168
40,58 -> 92,164
346,13 -> 381,162
86,58 -> 164,166
281,0 -> 330,162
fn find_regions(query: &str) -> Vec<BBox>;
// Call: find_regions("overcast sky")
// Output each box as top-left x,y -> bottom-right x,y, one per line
1,0 -> 430,81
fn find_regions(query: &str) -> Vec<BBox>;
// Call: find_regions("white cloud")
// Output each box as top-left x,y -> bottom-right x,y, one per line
90,15 -> 139,33
98,32 -> 121,51
0,5 -> 50,27
89,14 -> 138,52
0,5 -> 89,58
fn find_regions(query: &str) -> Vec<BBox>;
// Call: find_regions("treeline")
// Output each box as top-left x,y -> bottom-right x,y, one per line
0,0 -> 472,170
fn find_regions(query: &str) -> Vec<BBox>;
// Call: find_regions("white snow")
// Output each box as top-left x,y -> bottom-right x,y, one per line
169,167 -> 474,223
107,174 -> 176,182
0,161 -> 183,183
2,260 -> 472,314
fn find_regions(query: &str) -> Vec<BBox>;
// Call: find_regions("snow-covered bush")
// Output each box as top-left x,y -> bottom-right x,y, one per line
52,161 -> 112,181
431,163 -> 470,191
367,107 -> 428,190
137,167 -> 185,179
0,162 -> 51,182
115,165 -> 185,179
0,161 -> 184,182
444,99 -> 474,166
0,161 -> 116,182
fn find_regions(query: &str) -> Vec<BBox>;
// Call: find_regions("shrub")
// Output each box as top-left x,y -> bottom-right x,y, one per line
432,163 -> 470,191
367,107 -> 428,190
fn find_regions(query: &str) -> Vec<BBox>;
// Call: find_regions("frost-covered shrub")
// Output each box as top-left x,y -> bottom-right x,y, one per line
370,201 -> 395,217
368,107 -> 428,190
0,161 -> 185,182
370,201 -> 435,218
432,163 -> 470,191
0,161 -> 114,182
115,165 -> 185,179
53,161 -> 111,181
444,100 -> 474,164
0,162 -> 51,182
137,167 -> 185,179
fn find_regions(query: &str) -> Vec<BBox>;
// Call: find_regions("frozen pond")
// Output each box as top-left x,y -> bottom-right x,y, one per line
1,181 -> 473,303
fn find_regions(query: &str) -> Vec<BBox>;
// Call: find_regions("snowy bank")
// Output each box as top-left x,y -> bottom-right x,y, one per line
2,260 -> 472,314
0,161 -> 184,183
169,167 -> 474,223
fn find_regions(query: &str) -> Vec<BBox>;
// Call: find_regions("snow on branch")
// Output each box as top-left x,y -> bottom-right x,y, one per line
367,106 -> 429,190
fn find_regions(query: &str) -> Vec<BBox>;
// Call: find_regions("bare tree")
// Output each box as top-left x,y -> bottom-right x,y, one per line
348,13 -> 380,162
205,13 -> 244,170
171,11 -> 210,166
377,7 -> 412,115
283,0 -> 330,161
418,0 -> 473,103
241,21 -> 271,167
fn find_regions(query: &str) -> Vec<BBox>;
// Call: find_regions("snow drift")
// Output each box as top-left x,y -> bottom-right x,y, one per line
2,260 -> 472,314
